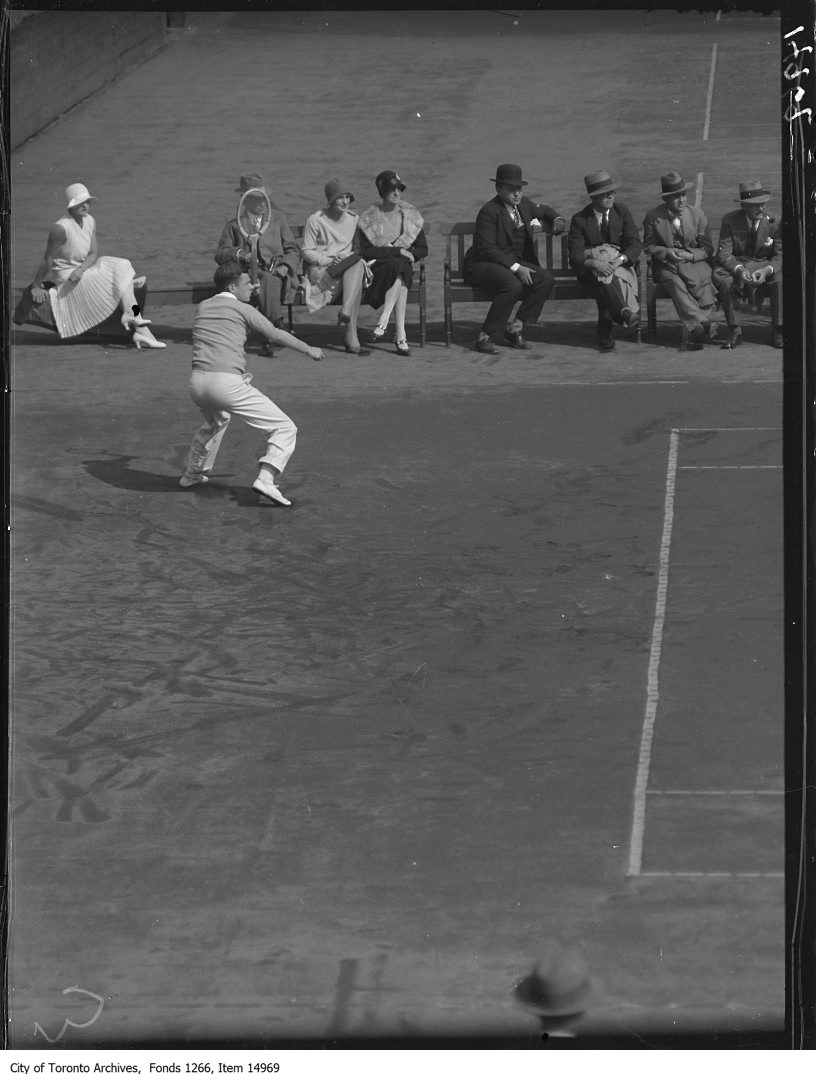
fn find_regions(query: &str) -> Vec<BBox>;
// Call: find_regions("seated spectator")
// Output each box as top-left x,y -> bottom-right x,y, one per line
463,163 -> 566,354
713,180 -> 783,350
642,171 -> 717,350
357,170 -> 428,357
301,178 -> 370,355
215,173 -> 300,357
16,182 -> 165,349
567,170 -> 642,352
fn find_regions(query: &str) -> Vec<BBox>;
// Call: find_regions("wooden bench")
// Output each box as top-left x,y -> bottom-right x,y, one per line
442,221 -> 643,346
13,224 -> 428,347
145,225 -> 427,346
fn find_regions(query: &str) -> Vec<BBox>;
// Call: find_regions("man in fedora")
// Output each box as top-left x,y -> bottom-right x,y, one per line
713,180 -> 783,349
215,173 -> 300,356
567,170 -> 642,352
463,163 -> 566,353
642,171 -> 717,349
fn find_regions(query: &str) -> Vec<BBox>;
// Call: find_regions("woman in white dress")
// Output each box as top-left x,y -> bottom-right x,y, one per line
300,178 -> 369,355
28,183 -> 165,349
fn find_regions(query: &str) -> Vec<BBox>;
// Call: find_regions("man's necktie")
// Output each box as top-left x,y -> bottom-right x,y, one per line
601,211 -> 611,244
750,219 -> 759,254
511,206 -> 522,228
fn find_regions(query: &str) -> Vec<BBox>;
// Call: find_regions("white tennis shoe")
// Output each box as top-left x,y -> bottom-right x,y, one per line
253,472 -> 291,506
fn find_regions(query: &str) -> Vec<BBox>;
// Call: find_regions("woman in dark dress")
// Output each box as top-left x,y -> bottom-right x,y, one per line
357,170 -> 428,356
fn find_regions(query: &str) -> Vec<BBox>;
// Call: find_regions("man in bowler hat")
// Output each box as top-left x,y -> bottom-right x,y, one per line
567,170 -> 642,352
642,171 -> 717,349
215,173 -> 301,356
464,163 -> 566,353
713,180 -> 783,349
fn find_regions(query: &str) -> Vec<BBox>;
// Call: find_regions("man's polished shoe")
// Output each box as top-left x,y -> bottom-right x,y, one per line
475,336 -> 499,354
688,324 -> 706,350
620,307 -> 639,329
253,472 -> 291,506
261,342 -> 275,357
503,328 -> 529,350
598,337 -> 616,352
771,328 -> 784,349
721,326 -> 742,350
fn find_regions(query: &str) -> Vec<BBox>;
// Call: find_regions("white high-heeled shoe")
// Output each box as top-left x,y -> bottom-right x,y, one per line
133,327 -> 166,350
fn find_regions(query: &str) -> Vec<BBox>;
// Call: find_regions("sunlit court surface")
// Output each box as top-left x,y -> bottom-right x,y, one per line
8,7 -> 785,1051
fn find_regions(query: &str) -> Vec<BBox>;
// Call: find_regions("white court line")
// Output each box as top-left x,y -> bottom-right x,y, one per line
678,426 -> 781,431
702,43 -> 718,141
647,789 -> 783,795
695,171 -> 704,210
640,871 -> 784,879
679,464 -> 782,470
626,428 -> 680,878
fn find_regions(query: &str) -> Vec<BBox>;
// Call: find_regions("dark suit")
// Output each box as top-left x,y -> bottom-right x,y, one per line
215,210 -> 300,324
463,194 -> 562,339
713,209 -> 783,328
567,202 -> 642,328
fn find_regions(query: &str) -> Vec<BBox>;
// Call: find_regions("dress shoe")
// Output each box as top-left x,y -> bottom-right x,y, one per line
261,341 -> 275,357
133,328 -> 166,349
598,337 -> 616,352
721,327 -> 742,350
371,323 -> 388,342
344,343 -> 371,356
597,321 -> 615,351
771,328 -> 784,349
620,307 -> 639,329
503,328 -> 529,349
395,339 -> 411,357
475,336 -> 498,354
253,472 -> 291,506
179,473 -> 209,488
688,324 -> 706,350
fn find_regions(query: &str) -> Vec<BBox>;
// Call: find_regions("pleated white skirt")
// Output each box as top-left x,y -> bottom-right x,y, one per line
48,256 -> 135,338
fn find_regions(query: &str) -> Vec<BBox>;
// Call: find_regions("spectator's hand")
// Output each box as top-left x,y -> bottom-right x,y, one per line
516,265 -> 535,286
69,268 -> 84,283
399,249 -> 414,262
274,265 -> 289,278
309,346 -> 324,361
31,284 -> 47,303
737,266 -> 755,284
551,217 -> 567,236
589,258 -> 614,277
752,265 -> 773,284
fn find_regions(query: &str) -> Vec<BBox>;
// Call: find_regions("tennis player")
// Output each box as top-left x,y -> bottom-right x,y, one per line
179,262 -> 324,505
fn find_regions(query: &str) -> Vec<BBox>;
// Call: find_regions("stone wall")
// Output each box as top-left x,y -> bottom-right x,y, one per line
10,10 -> 168,149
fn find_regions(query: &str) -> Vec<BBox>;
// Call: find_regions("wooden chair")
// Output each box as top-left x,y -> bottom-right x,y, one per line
442,222 -> 642,346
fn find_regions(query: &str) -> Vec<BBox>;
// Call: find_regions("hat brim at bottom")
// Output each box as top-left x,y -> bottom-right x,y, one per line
736,195 -> 771,204
492,177 -> 528,185
67,196 -> 98,208
587,183 -> 617,196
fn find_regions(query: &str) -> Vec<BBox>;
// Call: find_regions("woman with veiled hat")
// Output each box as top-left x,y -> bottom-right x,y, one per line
300,178 -> 370,355
23,182 -> 165,348
357,170 -> 428,357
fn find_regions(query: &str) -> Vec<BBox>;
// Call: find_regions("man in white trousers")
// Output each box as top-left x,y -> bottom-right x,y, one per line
179,261 -> 324,505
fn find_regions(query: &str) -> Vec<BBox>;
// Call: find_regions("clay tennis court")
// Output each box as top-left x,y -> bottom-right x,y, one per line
9,9 -> 785,1047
